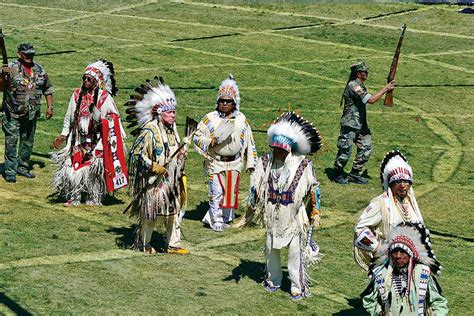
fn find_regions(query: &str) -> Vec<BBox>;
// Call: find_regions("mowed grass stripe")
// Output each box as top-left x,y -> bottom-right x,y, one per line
410,49 -> 474,57
6,0 -> 471,76
0,250 -> 142,270
31,27 -> 348,84
24,6 -> 465,78
0,187 -> 126,228
23,0 -> 161,29
177,0 -> 473,40
396,99 -> 461,196
408,55 -> 474,74
34,5 -> 391,56
173,0 -> 345,22
359,20 -> 474,40
0,2 -> 90,13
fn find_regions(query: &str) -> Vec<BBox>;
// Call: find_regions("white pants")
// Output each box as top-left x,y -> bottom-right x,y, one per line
140,214 -> 181,248
265,234 -> 303,294
202,174 -> 235,228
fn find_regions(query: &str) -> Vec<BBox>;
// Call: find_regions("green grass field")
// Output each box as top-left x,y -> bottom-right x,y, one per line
0,0 -> 473,314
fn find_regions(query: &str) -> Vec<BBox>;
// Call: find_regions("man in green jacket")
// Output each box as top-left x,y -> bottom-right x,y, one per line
333,61 -> 394,185
2,43 -> 54,183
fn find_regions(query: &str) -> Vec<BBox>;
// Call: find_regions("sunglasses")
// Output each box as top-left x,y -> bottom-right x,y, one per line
391,179 -> 411,185
22,53 -> 35,59
82,76 -> 95,83
218,99 -> 235,105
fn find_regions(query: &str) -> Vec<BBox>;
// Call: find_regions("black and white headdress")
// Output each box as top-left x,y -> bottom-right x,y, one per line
84,59 -> 117,96
267,112 -> 322,155
125,76 -> 177,136
380,150 -> 413,191
375,222 -> 442,277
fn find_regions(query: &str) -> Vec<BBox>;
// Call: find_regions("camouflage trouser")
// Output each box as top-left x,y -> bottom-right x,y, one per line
334,126 -> 372,174
2,115 -> 37,177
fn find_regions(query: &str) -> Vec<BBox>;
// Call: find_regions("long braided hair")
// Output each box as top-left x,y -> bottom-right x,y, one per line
69,85 -> 100,155
339,70 -> 358,107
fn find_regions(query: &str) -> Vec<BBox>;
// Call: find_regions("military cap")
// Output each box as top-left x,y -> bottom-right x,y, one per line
350,61 -> 369,73
17,43 -> 35,55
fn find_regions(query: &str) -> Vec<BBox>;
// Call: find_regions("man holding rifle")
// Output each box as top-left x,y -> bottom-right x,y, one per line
2,42 -> 54,183
333,61 -> 395,185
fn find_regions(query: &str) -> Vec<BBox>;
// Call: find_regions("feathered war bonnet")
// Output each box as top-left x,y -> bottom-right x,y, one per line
124,76 -> 177,137
380,150 -> 413,191
216,74 -> 240,111
375,222 -> 442,277
84,59 -> 118,96
267,112 -> 322,155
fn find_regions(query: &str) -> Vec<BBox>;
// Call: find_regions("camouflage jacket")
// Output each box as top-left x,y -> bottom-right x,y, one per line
3,60 -> 54,119
340,78 -> 372,130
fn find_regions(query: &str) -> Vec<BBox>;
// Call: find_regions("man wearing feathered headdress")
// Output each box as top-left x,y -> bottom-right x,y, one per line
51,59 -> 128,206
126,77 -> 189,255
241,112 -> 322,301
362,223 -> 448,315
193,75 -> 257,232
354,150 -> 424,270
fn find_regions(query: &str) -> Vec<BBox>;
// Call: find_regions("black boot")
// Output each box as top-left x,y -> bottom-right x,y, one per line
348,170 -> 368,185
333,169 -> 348,185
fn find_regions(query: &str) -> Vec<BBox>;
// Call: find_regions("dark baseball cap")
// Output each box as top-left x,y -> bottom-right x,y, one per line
17,43 -> 35,56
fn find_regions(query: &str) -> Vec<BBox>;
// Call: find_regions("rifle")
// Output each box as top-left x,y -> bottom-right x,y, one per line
0,27 -> 12,113
384,24 -> 407,107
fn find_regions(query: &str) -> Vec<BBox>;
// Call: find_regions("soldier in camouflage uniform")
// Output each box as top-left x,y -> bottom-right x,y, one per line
2,43 -> 54,183
333,61 -> 394,185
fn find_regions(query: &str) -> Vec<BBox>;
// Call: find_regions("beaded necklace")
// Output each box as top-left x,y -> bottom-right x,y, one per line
392,269 -> 409,297
394,196 -> 411,222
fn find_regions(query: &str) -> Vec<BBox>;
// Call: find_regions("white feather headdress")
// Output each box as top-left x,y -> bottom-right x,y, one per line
380,150 -> 413,191
84,59 -> 117,96
374,222 -> 442,276
125,76 -> 177,136
267,112 -> 322,155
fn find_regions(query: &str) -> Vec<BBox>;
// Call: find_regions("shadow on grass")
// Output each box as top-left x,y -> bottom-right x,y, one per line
30,159 -> 46,170
224,260 -> 295,294
103,193 -> 125,206
324,167 -> 372,182
0,160 -> 45,177
106,224 -> 167,251
223,259 -> 265,284
0,292 -> 33,316
324,167 -> 338,182
184,200 -> 208,222
333,297 -> 368,315
46,192 -> 125,206
430,229 -> 474,243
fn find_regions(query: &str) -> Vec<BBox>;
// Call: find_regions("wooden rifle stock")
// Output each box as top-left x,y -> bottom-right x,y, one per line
0,27 -> 11,112
384,24 -> 407,107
